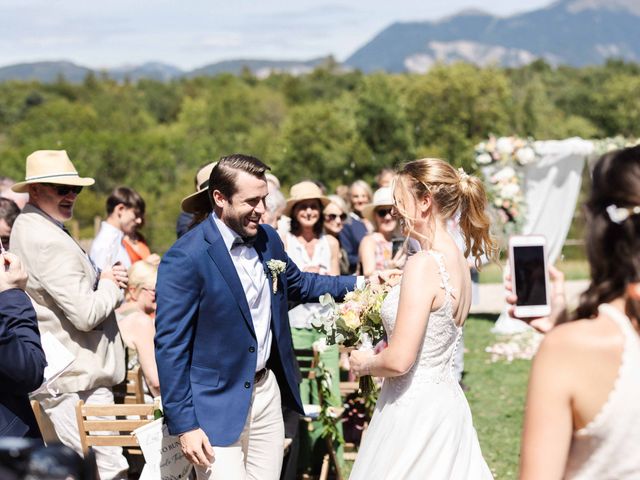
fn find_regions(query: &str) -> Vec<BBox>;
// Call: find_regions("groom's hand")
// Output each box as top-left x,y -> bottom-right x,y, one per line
180,428 -> 214,467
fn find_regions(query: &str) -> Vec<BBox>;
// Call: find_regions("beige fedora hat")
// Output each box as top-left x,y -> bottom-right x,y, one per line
181,161 -> 217,214
361,187 -> 395,224
12,150 -> 95,193
284,181 -> 330,217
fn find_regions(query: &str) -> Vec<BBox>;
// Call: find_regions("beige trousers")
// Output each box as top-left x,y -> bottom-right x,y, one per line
35,386 -> 129,480
195,370 -> 285,480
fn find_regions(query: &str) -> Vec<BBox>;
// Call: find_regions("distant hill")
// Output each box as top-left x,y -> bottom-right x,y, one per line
186,57 -> 336,79
2,0 -> 640,82
0,61 -> 92,83
106,62 -> 184,82
345,0 -> 640,72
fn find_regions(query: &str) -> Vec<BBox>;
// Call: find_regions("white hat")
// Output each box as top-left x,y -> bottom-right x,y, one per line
361,187 -> 394,224
12,150 -> 95,193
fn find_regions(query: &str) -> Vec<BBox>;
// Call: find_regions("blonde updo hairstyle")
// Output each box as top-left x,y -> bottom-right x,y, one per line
127,260 -> 158,300
396,158 -> 498,269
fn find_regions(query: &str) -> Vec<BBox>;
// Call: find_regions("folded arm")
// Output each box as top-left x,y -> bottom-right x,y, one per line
37,240 -> 122,332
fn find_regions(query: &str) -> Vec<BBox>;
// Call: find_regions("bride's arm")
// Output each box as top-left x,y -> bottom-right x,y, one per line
350,253 -> 439,378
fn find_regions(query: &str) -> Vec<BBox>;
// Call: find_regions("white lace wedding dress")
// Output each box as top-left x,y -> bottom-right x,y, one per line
350,251 -> 493,480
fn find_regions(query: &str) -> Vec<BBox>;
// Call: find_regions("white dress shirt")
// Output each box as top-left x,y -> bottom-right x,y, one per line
212,214 -> 272,372
89,221 -> 131,270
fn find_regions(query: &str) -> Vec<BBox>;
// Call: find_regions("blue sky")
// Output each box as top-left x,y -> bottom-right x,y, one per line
0,0 -> 553,69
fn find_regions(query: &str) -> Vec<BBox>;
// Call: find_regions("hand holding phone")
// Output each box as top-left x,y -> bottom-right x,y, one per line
509,235 -> 551,318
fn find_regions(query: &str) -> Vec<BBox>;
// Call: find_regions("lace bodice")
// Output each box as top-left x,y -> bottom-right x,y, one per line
380,250 -> 462,398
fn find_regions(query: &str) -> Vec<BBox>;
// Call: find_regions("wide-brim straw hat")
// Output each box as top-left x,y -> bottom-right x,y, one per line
12,150 -> 95,193
181,162 -> 217,214
284,181 -> 330,217
361,187 -> 395,224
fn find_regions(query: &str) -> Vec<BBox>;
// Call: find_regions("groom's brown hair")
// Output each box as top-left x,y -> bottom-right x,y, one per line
208,154 -> 271,204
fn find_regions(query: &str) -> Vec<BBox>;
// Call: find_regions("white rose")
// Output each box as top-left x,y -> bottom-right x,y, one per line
492,166 -> 516,182
501,183 -> 520,199
476,153 -> 493,165
313,338 -> 328,353
475,142 -> 486,151
515,146 -> 535,165
496,137 -> 514,156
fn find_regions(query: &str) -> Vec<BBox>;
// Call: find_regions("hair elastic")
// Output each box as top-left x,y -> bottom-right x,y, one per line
605,204 -> 640,224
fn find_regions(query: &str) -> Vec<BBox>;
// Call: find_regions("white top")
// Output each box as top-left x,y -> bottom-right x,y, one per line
564,303 -> 640,479
90,221 -> 131,270
286,233 -> 332,329
212,214 -> 272,372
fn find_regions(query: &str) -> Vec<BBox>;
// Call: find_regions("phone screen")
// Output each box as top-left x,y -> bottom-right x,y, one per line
513,245 -> 547,306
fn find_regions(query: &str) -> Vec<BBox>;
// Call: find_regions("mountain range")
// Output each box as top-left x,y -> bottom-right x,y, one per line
1,0 -> 639,83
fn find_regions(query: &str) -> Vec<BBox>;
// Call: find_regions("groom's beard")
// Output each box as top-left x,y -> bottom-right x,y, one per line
225,211 -> 260,240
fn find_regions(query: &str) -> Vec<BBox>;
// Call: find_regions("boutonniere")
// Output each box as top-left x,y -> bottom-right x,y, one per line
266,259 -> 286,294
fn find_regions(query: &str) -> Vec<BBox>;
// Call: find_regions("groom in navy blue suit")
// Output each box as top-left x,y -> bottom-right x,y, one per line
155,154 -> 358,479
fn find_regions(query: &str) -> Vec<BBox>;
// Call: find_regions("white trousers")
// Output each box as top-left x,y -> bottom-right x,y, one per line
195,370 -> 285,480
36,386 -> 129,480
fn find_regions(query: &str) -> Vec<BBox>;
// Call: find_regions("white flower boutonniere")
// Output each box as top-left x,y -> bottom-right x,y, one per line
266,259 -> 286,294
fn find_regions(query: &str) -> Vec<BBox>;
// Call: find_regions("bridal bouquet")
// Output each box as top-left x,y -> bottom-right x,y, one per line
311,284 -> 389,394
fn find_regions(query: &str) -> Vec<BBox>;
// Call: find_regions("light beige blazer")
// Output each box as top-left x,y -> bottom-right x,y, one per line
10,204 -> 125,394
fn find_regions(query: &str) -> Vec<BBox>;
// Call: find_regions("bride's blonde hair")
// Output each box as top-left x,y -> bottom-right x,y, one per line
396,158 -> 498,269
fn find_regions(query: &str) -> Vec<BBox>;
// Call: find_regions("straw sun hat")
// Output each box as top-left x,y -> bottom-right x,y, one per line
11,150 -> 95,193
181,162 -> 217,214
284,181 -> 330,217
361,187 -> 395,224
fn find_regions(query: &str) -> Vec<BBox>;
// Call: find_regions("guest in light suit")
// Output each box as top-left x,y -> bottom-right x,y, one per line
10,150 -> 130,480
155,154 -> 359,479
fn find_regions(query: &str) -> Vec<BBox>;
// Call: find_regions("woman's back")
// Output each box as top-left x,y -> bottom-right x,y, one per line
563,303 -> 640,478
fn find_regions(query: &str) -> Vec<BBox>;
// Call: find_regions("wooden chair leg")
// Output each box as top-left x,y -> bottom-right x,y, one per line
319,453 -> 330,480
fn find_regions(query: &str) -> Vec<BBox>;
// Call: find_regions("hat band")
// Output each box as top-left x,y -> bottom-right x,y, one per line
26,171 -> 80,181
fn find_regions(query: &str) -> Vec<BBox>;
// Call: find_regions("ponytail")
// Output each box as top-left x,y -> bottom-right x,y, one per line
458,173 -> 499,269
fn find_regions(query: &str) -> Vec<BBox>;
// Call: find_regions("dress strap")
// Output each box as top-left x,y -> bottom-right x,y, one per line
426,250 -> 454,299
599,304 -> 640,342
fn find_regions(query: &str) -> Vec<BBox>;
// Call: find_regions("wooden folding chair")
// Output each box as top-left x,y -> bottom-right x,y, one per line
74,401 -> 154,456
294,347 -> 344,480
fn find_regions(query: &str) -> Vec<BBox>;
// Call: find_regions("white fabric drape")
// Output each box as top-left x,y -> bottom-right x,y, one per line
492,138 -> 594,335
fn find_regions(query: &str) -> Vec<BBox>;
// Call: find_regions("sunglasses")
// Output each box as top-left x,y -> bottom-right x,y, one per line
375,208 -> 393,218
325,213 -> 347,222
50,184 -> 84,196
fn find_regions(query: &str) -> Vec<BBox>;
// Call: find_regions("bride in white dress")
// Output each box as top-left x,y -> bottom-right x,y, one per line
349,158 -> 497,480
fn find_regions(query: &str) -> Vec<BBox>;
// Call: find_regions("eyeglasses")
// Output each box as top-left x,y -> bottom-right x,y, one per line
324,213 -> 347,222
50,184 -> 84,196
375,208 -> 393,219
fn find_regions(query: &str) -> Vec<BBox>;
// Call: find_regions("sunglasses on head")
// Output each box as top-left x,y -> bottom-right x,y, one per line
375,208 -> 393,218
325,213 -> 347,222
50,184 -> 83,196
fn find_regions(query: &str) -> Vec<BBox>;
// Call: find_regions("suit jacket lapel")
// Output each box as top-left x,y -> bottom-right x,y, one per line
203,218 -> 256,339
254,229 -> 281,338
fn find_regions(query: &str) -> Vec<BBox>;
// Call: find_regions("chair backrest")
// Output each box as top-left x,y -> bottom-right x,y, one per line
126,366 -> 145,404
74,400 -> 155,455
294,348 -> 318,380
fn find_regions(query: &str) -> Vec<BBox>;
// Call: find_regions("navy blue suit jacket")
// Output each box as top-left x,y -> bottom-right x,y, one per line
0,289 -> 46,440
155,217 -> 357,446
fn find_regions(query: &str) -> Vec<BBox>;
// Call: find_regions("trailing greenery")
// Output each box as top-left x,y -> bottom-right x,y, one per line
1,60 -> 639,253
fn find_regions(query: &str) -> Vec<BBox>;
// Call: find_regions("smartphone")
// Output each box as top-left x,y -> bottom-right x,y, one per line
391,237 -> 405,258
509,235 -> 551,318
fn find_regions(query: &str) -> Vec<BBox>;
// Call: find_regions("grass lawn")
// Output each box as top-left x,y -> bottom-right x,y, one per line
342,315 -> 531,479
478,259 -> 589,284
464,315 -> 531,479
